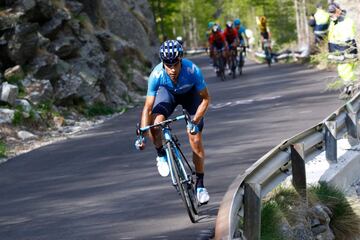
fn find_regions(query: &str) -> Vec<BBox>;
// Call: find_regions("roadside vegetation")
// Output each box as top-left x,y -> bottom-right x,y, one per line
311,183 -> 360,239
0,140 -> 6,158
261,182 -> 360,240
149,0 -> 326,49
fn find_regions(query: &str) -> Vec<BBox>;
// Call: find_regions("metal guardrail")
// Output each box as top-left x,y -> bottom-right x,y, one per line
184,48 -> 207,55
215,92 -> 360,240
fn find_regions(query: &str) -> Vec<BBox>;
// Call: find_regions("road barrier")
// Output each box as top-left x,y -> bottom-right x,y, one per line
215,92 -> 360,240
184,48 -> 207,55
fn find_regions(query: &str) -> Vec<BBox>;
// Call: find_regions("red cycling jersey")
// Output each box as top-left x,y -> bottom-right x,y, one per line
209,32 -> 226,49
223,28 -> 238,44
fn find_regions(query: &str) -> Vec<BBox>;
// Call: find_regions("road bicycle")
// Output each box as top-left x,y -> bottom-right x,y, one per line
228,46 -> 237,79
237,45 -> 246,75
214,48 -> 226,81
136,110 -> 199,223
263,39 -> 272,67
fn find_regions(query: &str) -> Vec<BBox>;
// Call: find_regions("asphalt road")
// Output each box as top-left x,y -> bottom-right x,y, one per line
0,55 -> 343,240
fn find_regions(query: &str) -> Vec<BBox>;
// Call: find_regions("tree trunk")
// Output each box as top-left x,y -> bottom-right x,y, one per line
294,0 -> 301,45
193,17 -> 198,48
294,0 -> 309,50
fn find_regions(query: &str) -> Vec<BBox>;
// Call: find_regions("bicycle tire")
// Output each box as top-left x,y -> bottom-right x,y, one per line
238,52 -> 244,75
167,142 -> 198,223
217,53 -> 225,81
231,52 -> 236,79
265,47 -> 271,67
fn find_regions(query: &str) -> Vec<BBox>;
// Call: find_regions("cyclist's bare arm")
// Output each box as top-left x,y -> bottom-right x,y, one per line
140,96 -> 156,134
235,36 -> 240,47
224,41 -> 229,50
192,88 -> 211,124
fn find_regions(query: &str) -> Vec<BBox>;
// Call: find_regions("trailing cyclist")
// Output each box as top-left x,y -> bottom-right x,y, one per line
256,16 -> 272,65
234,18 -> 249,49
327,3 -> 358,99
135,40 -> 211,204
223,21 -> 240,75
234,18 -> 249,73
257,16 -> 272,51
208,24 -> 228,75
206,21 -> 215,55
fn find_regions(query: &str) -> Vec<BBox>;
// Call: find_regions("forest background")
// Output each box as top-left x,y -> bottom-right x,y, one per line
149,0 -> 332,50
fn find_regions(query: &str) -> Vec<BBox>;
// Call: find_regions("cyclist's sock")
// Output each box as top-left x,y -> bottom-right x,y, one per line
196,172 -> 204,189
156,146 -> 166,157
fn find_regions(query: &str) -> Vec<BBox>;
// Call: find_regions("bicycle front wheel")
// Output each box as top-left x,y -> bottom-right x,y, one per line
167,142 -> 198,223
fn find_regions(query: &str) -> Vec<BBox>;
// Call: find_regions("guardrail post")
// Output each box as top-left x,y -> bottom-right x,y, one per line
325,120 -> 337,163
291,143 -> 307,202
345,103 -> 358,138
244,182 -> 261,240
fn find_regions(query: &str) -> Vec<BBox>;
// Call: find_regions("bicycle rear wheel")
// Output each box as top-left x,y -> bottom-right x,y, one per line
217,53 -> 226,81
238,51 -> 244,75
231,52 -> 236,79
167,142 -> 198,223
265,47 -> 271,67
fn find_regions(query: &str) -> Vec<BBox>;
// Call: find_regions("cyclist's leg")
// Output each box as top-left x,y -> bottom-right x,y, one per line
179,88 -> 206,182
151,87 -> 177,148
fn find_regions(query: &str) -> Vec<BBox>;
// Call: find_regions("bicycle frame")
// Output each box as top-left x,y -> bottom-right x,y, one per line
162,127 -> 191,187
263,39 -> 272,67
137,113 -> 194,188
137,110 -> 198,222
214,48 -> 226,81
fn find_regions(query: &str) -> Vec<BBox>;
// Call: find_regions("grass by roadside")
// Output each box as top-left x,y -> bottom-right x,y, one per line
310,183 -> 360,239
261,182 -> 360,240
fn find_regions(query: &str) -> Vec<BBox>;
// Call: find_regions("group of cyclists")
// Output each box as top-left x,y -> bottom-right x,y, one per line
207,18 -> 248,76
207,16 -> 272,76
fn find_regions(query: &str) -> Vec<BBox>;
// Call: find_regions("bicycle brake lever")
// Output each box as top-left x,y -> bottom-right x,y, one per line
182,109 -> 191,123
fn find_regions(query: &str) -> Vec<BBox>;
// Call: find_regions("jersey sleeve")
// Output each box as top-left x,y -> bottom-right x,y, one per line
146,68 -> 161,96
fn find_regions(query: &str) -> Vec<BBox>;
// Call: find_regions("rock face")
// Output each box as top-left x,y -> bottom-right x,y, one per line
0,0 -> 159,153
90,0 -> 159,65
0,0 -> 157,109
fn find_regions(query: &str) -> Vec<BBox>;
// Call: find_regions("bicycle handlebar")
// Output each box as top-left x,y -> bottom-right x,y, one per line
136,109 -> 191,137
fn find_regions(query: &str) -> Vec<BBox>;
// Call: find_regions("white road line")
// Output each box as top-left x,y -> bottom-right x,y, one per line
210,95 -> 281,110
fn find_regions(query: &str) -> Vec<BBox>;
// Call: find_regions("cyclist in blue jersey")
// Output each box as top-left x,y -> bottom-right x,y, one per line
135,40 -> 211,204
234,19 -> 249,48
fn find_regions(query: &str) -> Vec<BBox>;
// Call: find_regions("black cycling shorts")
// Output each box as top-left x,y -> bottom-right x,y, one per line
261,31 -> 269,40
152,86 -> 204,131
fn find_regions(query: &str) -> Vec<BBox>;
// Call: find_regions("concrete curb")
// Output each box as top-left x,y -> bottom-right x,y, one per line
298,137 -> 360,195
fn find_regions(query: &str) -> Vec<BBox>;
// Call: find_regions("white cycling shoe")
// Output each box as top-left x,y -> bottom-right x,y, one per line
197,187 -> 210,205
156,156 -> 169,177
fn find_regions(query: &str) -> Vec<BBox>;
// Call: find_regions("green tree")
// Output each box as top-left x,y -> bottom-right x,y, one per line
148,0 -> 326,49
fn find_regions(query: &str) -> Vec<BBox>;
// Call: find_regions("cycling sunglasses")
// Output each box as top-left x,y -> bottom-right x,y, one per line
163,60 -> 181,68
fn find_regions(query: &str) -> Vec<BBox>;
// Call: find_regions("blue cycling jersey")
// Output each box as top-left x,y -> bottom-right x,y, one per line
238,26 -> 246,34
147,58 -> 206,96
237,26 -> 247,45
